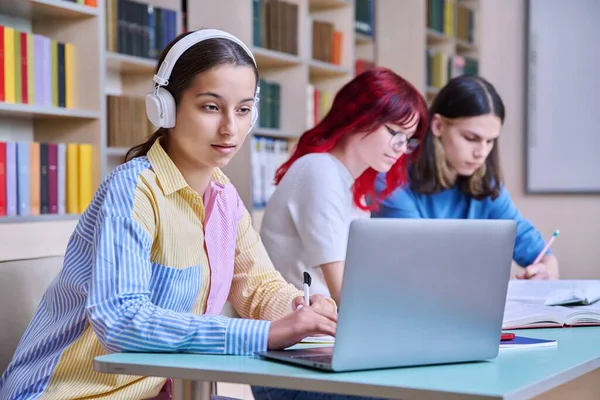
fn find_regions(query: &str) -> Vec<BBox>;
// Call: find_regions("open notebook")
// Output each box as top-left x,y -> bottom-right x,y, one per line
503,280 -> 600,329
507,280 -> 600,306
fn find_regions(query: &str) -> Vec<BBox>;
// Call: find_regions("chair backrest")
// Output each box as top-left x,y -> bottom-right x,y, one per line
0,256 -> 243,373
0,256 -> 64,372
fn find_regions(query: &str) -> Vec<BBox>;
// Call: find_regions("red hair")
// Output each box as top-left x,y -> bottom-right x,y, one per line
274,67 -> 428,211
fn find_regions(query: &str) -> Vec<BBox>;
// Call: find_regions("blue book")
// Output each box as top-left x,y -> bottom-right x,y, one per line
500,335 -> 557,350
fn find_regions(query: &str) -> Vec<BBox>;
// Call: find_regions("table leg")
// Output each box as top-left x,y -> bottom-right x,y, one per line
172,379 -> 212,400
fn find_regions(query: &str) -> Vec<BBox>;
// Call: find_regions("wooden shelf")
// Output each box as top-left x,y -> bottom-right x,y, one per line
0,0 -> 98,20
309,59 -> 351,79
253,127 -> 297,139
106,52 -> 157,74
0,103 -> 99,120
457,0 -> 479,10
427,86 -> 440,97
355,32 -> 374,45
0,214 -> 80,224
456,38 -> 477,53
427,29 -> 454,46
309,0 -> 350,12
253,47 -> 302,69
106,147 -> 129,157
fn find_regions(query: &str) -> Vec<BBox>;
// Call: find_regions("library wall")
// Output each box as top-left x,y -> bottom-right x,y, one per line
479,0 -> 600,278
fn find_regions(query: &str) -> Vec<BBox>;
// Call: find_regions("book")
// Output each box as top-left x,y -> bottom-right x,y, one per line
507,280 -> 600,306
300,335 -> 335,344
499,335 -> 557,350
502,299 -> 600,329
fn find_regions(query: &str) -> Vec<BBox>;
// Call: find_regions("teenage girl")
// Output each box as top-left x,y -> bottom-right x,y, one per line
373,75 -> 559,280
0,29 -> 337,400
259,67 -> 428,306
253,67 -> 428,400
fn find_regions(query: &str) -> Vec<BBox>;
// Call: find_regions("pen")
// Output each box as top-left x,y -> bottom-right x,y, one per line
533,229 -> 560,265
303,272 -> 312,306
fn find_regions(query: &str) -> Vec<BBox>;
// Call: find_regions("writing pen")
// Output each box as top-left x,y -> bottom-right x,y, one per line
533,229 -> 560,265
303,272 -> 312,306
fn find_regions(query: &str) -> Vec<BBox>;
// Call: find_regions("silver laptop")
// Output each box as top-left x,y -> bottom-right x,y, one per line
257,218 -> 517,372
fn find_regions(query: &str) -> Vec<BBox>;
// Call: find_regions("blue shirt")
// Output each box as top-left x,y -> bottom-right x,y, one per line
372,175 -> 550,267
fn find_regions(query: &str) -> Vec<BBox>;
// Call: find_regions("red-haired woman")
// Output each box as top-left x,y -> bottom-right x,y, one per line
259,67 -> 428,306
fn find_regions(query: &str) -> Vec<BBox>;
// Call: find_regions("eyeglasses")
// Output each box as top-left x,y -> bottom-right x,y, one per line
386,125 -> 420,154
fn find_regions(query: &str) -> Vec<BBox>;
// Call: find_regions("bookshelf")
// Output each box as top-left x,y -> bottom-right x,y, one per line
0,0 -> 481,265
425,0 -> 480,102
0,0 -> 102,261
0,0 -> 181,262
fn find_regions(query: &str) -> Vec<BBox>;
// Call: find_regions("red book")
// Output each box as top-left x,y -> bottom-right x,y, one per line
0,141 -> 6,216
20,32 -> 27,104
0,27 -> 5,102
48,143 -> 58,214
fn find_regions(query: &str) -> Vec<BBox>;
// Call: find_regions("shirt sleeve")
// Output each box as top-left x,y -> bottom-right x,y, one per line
287,161 -> 354,268
488,186 -> 550,267
228,203 -> 303,321
371,173 -> 421,218
85,174 -> 270,356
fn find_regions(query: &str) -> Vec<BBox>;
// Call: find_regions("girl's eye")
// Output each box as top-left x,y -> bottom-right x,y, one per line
465,136 -> 477,142
239,107 -> 251,114
202,105 -> 219,112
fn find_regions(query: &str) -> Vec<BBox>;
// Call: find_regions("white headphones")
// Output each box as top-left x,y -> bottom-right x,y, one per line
145,29 -> 260,131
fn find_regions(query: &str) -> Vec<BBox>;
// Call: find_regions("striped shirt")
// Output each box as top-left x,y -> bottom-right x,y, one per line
0,140 -> 302,400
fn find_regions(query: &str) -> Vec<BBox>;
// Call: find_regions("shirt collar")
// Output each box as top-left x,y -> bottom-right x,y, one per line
147,139 -> 230,196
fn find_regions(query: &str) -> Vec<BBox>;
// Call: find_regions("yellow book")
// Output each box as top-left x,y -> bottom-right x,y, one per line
66,143 -> 79,214
51,39 -> 58,107
29,142 -> 41,215
4,26 -> 15,103
27,32 -> 34,105
65,42 -> 74,108
78,144 -> 93,214
14,29 -> 21,104
443,0 -> 455,37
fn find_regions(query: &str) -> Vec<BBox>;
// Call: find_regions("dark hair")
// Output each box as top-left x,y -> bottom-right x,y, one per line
275,67 -> 428,211
124,30 -> 259,162
410,75 -> 505,200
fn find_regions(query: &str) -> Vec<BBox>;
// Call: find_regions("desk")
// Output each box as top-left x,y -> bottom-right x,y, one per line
94,327 -> 600,400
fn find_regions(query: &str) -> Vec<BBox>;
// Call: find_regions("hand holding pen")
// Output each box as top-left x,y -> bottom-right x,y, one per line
517,229 -> 560,280
267,272 -> 338,350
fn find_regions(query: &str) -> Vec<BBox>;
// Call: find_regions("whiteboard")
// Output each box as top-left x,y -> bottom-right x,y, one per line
526,0 -> 600,193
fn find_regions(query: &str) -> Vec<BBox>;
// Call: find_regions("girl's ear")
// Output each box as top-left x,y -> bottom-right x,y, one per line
431,113 -> 444,138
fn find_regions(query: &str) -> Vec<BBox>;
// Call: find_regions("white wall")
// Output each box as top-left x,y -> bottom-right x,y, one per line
479,0 -> 600,278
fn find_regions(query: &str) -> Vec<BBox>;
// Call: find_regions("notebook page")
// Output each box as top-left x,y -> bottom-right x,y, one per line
300,335 -> 335,344
507,280 -> 600,306
563,300 -> 600,325
503,300 -> 574,329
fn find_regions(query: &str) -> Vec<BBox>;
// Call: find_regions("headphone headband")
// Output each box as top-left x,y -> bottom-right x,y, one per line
145,28 -> 260,130
153,29 -> 257,87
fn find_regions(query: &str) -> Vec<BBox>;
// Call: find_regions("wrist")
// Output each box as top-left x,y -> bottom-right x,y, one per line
225,318 -> 271,355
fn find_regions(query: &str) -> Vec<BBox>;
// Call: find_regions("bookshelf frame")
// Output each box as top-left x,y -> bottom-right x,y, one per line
0,0 -> 481,265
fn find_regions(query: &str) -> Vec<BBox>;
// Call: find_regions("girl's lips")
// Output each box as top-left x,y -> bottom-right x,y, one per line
211,144 -> 236,154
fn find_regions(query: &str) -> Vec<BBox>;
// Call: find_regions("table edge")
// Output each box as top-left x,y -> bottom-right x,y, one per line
94,358 -> 501,400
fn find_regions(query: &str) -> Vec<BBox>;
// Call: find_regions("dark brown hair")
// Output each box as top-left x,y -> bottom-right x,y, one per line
124,29 -> 259,162
410,75 -> 505,200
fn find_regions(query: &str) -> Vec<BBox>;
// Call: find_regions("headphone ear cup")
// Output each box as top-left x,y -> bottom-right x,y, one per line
157,87 -> 176,128
145,87 -> 176,128
145,92 -> 163,128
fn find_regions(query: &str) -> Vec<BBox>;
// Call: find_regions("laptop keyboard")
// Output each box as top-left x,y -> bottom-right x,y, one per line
291,354 -> 332,364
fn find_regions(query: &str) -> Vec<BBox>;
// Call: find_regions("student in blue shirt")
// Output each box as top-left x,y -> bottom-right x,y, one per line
373,75 -> 559,280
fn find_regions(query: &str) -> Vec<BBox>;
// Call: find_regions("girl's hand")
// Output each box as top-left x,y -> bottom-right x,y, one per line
267,306 -> 337,350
